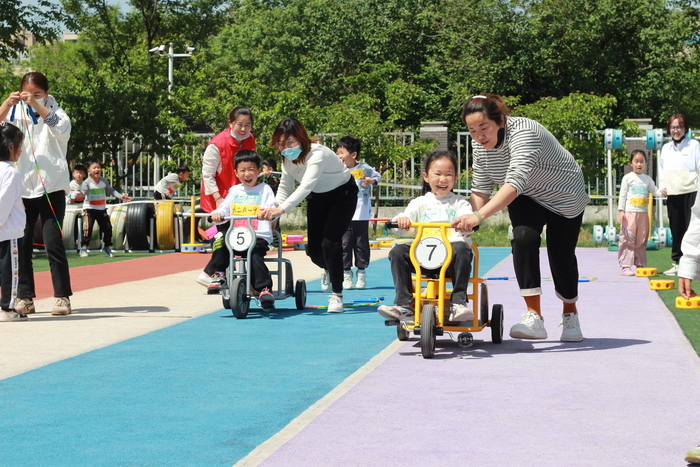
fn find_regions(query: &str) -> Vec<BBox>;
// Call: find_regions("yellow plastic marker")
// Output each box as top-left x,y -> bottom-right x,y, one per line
650,280 -> 675,290
675,296 -> 700,308
635,267 -> 657,277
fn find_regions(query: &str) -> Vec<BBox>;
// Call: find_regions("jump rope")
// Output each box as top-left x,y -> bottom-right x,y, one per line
10,99 -> 64,237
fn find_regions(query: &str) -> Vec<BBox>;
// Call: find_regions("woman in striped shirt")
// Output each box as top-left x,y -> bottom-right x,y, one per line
452,94 -> 588,342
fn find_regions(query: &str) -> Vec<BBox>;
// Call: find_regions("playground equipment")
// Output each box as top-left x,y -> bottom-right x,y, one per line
383,221 -> 504,359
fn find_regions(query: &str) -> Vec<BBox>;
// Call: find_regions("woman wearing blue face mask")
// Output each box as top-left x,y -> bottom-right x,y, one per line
0,71 -> 73,316
196,106 -> 256,292
259,118 -> 358,313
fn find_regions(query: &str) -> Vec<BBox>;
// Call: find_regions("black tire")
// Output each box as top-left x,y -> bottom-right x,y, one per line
480,282 -> 489,325
231,277 -> 250,319
491,304 -> 504,344
397,324 -> 409,341
295,279 -> 306,310
420,303 -> 436,359
126,203 -> 152,250
285,262 -> 294,295
221,281 -> 231,310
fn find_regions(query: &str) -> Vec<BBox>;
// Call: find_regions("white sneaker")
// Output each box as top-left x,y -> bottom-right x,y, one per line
321,270 -> 331,292
509,310 -> 547,339
343,270 -> 354,289
355,270 -> 366,289
377,304 -> 414,324
663,263 -> 678,276
327,293 -> 344,313
79,246 -> 88,257
449,303 -> 474,321
560,312 -> 583,342
196,271 -> 213,287
0,310 -> 28,322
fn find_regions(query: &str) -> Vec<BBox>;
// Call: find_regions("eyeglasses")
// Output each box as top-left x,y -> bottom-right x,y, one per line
670,126 -> 685,131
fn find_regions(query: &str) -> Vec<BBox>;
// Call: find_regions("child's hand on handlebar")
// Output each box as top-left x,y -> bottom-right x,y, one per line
395,216 -> 412,230
212,212 -> 223,223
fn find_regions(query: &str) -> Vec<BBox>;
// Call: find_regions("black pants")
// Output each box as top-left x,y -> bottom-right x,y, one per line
306,177 -> 358,294
154,191 -> 165,200
204,222 -> 230,276
20,191 -> 72,299
388,242 -> 473,306
82,209 -> 113,247
236,238 -> 272,291
0,238 -> 21,310
342,220 -> 370,270
667,192 -> 697,264
508,195 -> 583,302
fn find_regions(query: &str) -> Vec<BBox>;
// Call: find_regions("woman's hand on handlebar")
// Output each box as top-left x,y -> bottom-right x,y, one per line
259,206 -> 284,221
452,213 -> 480,232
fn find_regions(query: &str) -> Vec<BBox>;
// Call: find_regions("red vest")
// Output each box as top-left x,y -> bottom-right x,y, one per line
200,130 -> 256,212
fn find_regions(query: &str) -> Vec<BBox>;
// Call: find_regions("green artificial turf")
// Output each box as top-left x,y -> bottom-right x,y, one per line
30,250 -> 161,273
644,248 -> 700,356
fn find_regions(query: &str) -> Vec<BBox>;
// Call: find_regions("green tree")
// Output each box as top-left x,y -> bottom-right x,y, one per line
0,0 -> 70,61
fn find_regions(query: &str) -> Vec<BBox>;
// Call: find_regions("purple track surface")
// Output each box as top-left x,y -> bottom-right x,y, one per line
261,248 -> 700,466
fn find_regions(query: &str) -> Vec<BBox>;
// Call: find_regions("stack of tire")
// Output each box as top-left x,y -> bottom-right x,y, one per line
32,201 -> 186,253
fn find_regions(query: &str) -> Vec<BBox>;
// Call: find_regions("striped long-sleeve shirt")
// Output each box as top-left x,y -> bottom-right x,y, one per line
470,116 -> 589,218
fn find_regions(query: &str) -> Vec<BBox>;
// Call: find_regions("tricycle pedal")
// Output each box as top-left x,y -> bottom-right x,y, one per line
384,319 -> 399,326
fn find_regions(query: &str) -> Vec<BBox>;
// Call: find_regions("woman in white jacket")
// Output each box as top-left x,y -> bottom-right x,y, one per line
0,72 -> 73,316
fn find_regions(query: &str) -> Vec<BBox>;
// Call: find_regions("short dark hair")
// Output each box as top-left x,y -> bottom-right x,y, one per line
235,149 -> 261,169
262,158 -> 277,171
87,160 -> 101,169
176,165 -> 190,174
269,118 -> 312,164
73,164 -> 87,174
337,136 -> 362,157
0,122 -> 24,162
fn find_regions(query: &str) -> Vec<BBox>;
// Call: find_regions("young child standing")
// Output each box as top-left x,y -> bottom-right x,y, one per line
0,123 -> 28,322
154,165 -> 190,200
377,150 -> 475,323
336,136 -> 380,290
210,150 -> 279,308
80,160 -> 131,258
259,158 -> 280,195
617,150 -> 662,276
67,164 -> 87,204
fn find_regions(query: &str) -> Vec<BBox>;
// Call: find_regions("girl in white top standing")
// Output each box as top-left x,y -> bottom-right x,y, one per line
658,114 -> 700,275
617,150 -> 662,276
258,119 -> 358,313
0,72 -> 73,316
377,150 -> 475,324
0,123 -> 28,321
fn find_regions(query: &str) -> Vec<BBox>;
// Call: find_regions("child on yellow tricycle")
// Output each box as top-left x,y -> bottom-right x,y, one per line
377,151 -> 504,358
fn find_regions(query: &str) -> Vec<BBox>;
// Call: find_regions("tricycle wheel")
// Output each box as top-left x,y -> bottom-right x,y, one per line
420,303 -> 436,358
295,279 -> 307,310
231,277 -> 250,319
397,323 -> 409,341
491,304 -> 504,343
479,282 -> 489,325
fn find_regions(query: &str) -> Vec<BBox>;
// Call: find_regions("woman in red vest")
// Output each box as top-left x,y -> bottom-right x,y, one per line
196,106 -> 256,290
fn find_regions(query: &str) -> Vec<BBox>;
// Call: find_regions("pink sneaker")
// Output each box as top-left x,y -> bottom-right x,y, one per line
621,267 -> 635,276
259,288 -> 275,310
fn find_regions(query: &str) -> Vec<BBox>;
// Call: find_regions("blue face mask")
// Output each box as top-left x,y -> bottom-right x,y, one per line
281,146 -> 302,161
231,130 -> 250,142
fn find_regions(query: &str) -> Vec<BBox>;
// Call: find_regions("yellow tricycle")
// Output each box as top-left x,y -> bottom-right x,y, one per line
384,221 -> 504,358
